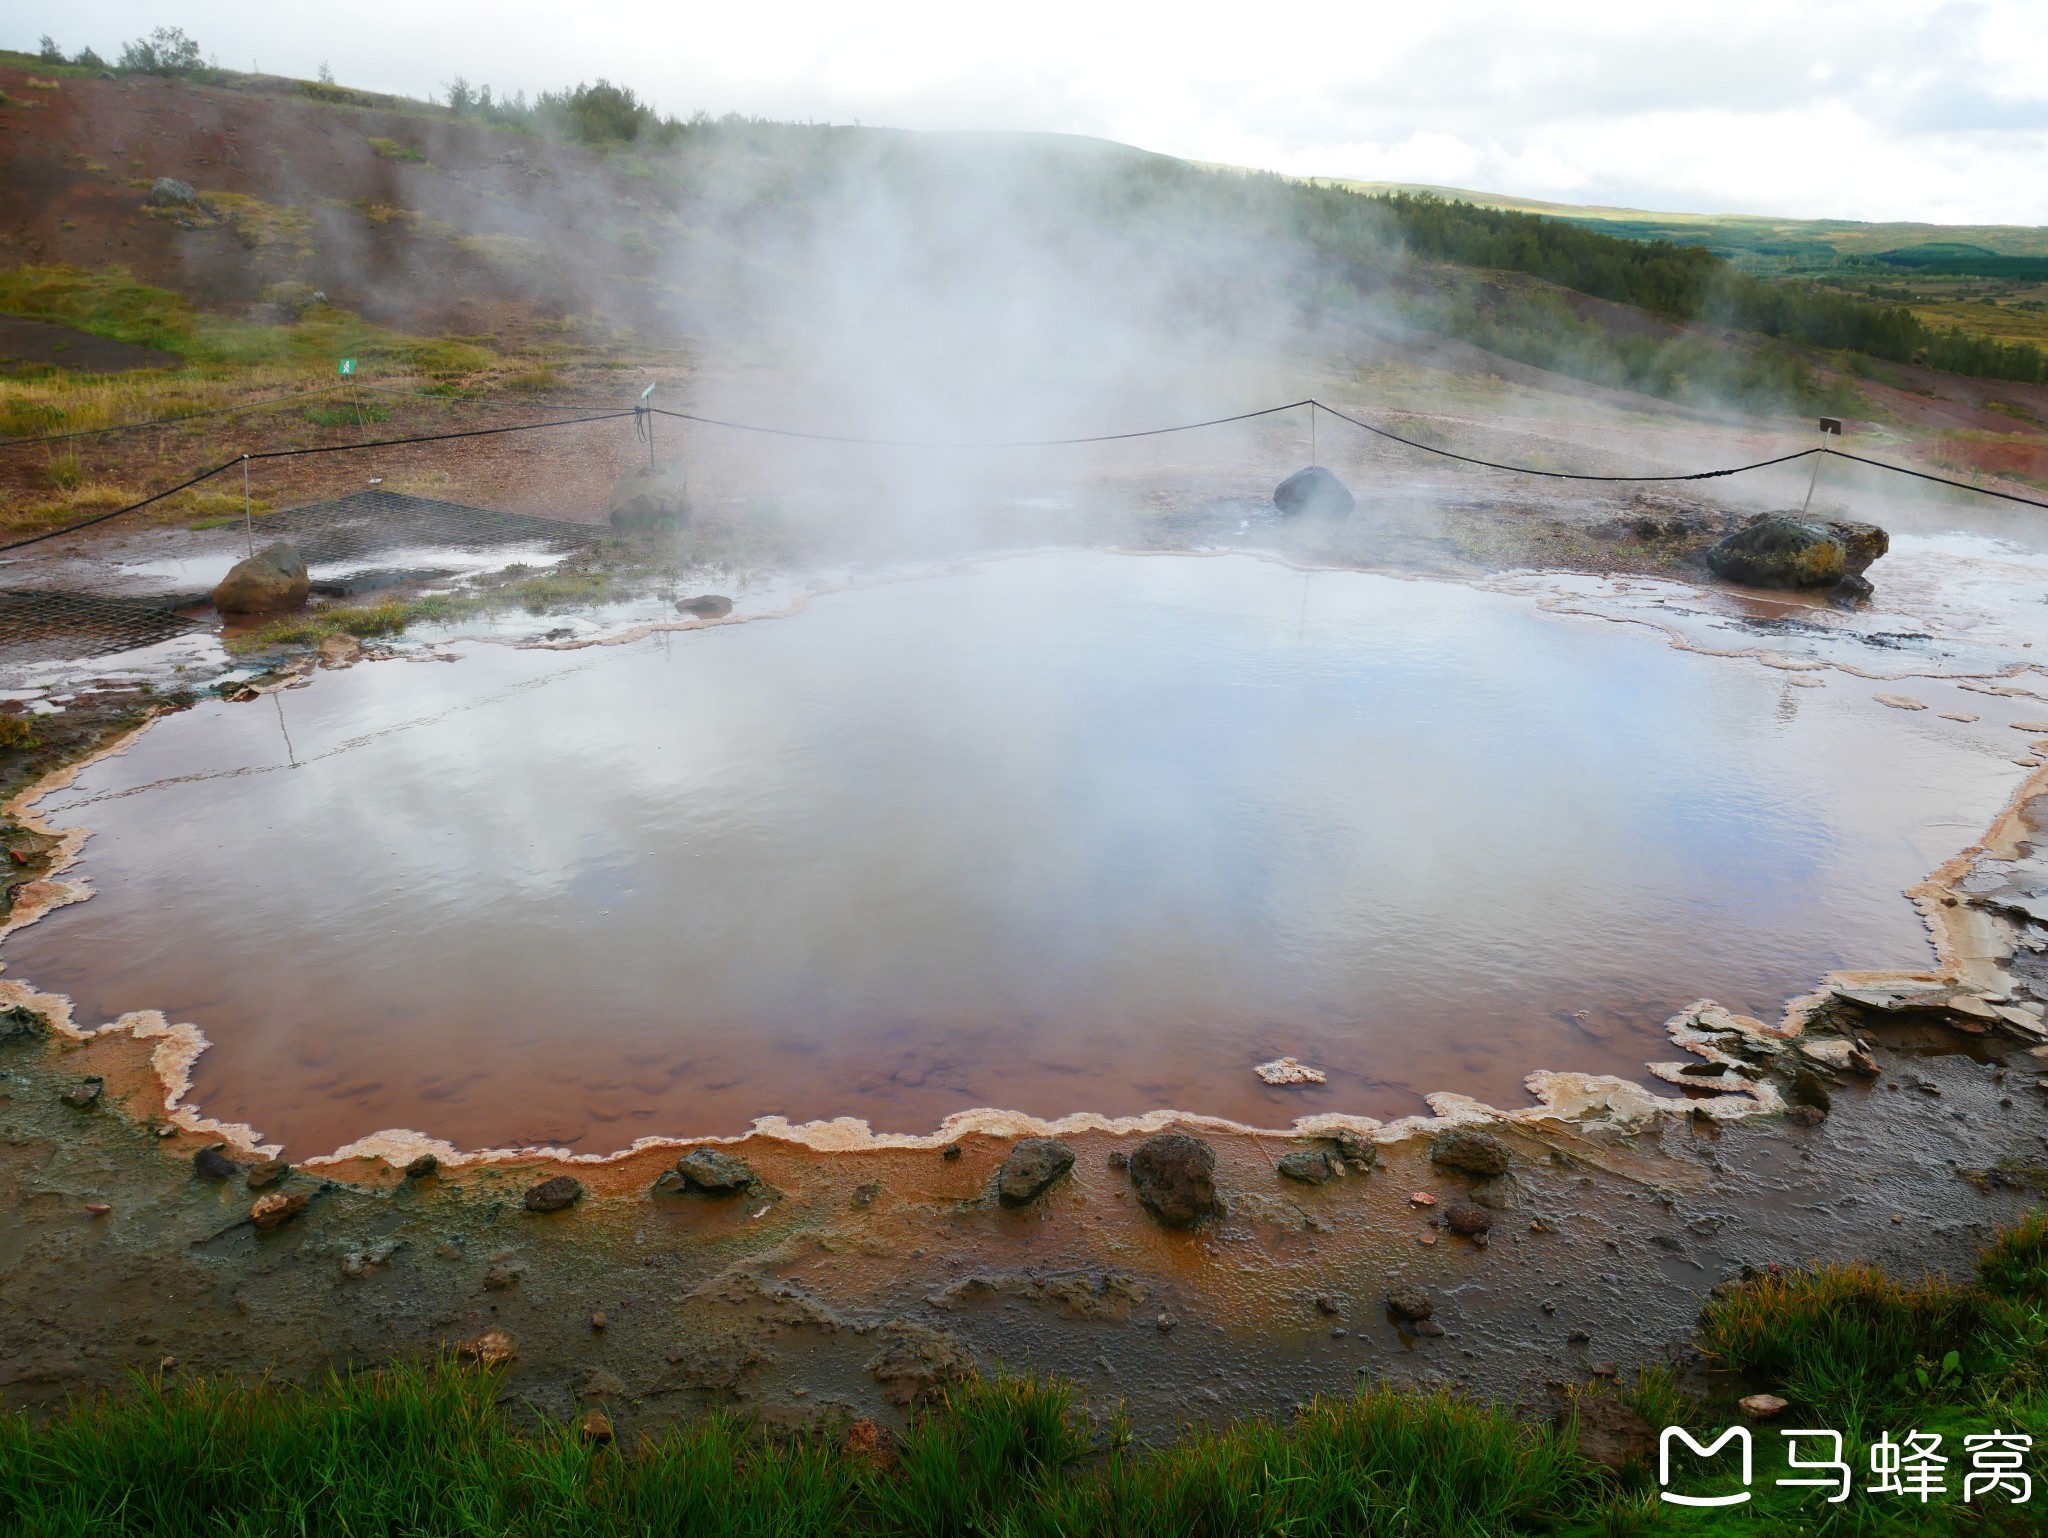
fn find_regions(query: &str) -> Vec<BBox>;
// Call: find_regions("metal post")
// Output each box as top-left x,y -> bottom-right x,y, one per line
1800,417 -> 1844,517
1309,401 -> 1317,469
641,382 -> 658,467
242,454 -> 253,556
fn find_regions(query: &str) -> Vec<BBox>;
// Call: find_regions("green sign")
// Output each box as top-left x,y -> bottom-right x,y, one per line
337,358 -> 356,377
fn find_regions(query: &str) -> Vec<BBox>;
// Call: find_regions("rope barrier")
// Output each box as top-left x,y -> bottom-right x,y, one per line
1,394 -> 2041,558
0,384 -> 350,450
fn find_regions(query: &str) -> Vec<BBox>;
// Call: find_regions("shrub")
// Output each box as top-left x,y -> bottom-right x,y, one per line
0,718 -> 39,753
116,27 -> 205,78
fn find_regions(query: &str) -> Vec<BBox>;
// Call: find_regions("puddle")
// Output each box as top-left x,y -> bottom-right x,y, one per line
1,551 -> 2031,1154
98,543 -> 573,595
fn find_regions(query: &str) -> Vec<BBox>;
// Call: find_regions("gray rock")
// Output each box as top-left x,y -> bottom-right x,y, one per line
1273,465 -> 1354,518
404,1153 -> 439,1180
1444,1201 -> 1493,1236
995,1138 -> 1074,1207
1276,1148 -> 1334,1184
245,1158 -> 290,1190
148,177 -> 200,208
674,1147 -> 755,1194
1430,1128 -> 1510,1178
1790,1069 -> 1832,1115
212,542 -> 310,614
1325,1130 -> 1377,1170
1128,1132 -> 1220,1229
522,1175 -> 583,1213
1705,517 -> 1846,589
192,1144 -> 240,1182
60,1076 -> 103,1109
1386,1288 -> 1434,1322
1824,519 -> 1889,575
608,462 -> 689,530
675,594 -> 732,618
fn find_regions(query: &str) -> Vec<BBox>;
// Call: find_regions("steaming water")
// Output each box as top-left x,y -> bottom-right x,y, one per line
5,551 -> 2029,1153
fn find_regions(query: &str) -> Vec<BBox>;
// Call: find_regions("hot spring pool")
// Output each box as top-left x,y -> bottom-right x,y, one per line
4,551 -> 2025,1153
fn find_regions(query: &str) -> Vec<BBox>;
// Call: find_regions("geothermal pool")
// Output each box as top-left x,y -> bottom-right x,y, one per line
4,551 -> 2028,1153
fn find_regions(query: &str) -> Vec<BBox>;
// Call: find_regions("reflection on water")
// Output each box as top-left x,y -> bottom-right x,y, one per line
4,552 -> 2025,1152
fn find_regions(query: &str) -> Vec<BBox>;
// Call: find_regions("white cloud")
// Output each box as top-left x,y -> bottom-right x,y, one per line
33,0 -> 2048,222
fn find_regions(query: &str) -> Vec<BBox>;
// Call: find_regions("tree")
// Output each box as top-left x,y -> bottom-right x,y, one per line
118,26 -> 204,77
36,35 -> 62,63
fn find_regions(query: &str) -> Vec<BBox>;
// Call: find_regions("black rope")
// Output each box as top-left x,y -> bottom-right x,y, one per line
2,393 -> 2041,559
0,384 -> 349,450
0,409 -> 639,555
1308,401 -> 1824,484
1826,449 -> 2048,511
645,400 -> 1317,447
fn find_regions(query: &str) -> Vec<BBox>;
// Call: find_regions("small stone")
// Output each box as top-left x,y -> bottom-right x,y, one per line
1893,1214 -> 1905,1224
1315,1294 -> 1344,1316
523,1175 -> 584,1213
1541,1300 -> 1557,1314
1276,1148 -> 1334,1184
482,1260 -> 522,1291
942,1144 -> 963,1162
1330,1327 -> 1347,1339
1412,1318 -> 1445,1337
1156,1312 -> 1177,1333
85,1202 -> 111,1216
852,1181 -> 882,1208
579,1409 -> 614,1444
995,1138 -> 1075,1208
1786,1105 -> 1826,1127
1740,1393 -> 1790,1420
1386,1289 -> 1434,1322
193,1144 -> 240,1182
1568,1330 -> 1591,1345
1430,1129 -> 1510,1178
590,1311 -> 607,1331
246,1159 -> 291,1190
1325,1131 -> 1377,1170
1418,1232 -> 1437,1246
1591,1361 -> 1620,1379
249,1191 -> 308,1230
159,1355 -> 177,1372
1410,1191 -> 1438,1207
60,1076 -> 104,1109
456,1327 -> 518,1366
1444,1202 -> 1493,1236
1106,1150 -> 1129,1171
674,1147 -> 755,1194
405,1153 -> 440,1180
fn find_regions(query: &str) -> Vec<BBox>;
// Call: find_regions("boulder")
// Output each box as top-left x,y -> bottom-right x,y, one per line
523,1175 -> 584,1213
1824,519 -> 1888,575
674,1147 -> 755,1194
608,462 -> 689,531
192,1144 -> 240,1182
246,1158 -> 291,1190
1276,1148 -> 1334,1184
148,177 -> 200,208
1430,1128 -> 1511,1178
1127,1132 -> 1220,1229
1272,465 -> 1354,518
213,542 -> 310,615
676,594 -> 733,618
1704,517 -> 1846,589
1325,1130 -> 1378,1170
404,1153 -> 440,1180
995,1138 -> 1074,1207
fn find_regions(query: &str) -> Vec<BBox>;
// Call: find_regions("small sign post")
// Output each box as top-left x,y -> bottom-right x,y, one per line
337,358 -> 356,377
1801,417 -> 1844,515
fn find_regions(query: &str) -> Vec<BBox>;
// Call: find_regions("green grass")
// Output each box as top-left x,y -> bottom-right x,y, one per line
12,1216 -> 2048,1534
0,1366 -> 1597,1538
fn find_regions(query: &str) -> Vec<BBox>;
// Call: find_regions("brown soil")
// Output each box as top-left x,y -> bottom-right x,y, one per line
0,314 -> 178,373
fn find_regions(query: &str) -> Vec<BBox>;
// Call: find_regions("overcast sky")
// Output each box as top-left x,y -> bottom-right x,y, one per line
30,1 -> 2048,225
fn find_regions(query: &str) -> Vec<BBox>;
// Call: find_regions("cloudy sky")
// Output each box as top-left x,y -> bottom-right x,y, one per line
31,1 -> 2048,224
